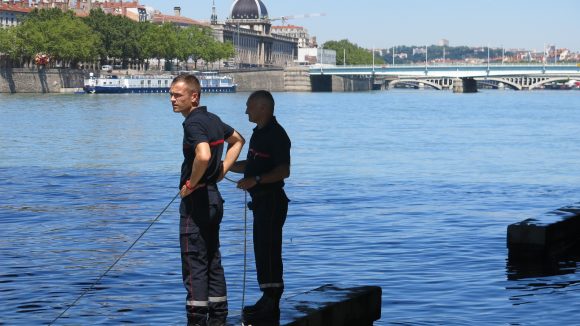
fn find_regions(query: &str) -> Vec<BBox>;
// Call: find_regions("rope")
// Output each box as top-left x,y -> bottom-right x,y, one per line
242,190 -> 248,313
48,192 -> 180,325
50,175 -> 247,324
223,175 -> 249,315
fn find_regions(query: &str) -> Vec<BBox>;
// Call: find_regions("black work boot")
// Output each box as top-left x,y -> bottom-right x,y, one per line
242,293 -> 268,315
207,317 -> 226,326
242,289 -> 282,325
187,315 -> 207,326
187,307 -> 208,326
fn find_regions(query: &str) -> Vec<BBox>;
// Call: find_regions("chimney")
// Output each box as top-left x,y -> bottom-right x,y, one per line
174,6 -> 181,17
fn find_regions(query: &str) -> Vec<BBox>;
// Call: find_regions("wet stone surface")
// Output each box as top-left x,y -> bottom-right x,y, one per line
508,202 -> 580,255
227,284 -> 382,326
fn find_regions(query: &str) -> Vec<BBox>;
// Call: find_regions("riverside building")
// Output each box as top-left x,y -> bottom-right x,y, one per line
210,0 -> 298,68
0,1 -> 31,28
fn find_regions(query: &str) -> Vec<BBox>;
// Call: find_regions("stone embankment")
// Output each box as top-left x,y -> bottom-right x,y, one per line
0,67 -> 85,93
0,66 -> 373,93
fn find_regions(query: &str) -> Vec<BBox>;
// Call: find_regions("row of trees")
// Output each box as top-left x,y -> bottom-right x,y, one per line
380,45 -> 508,64
0,8 -> 235,70
322,39 -> 385,66
378,45 -> 580,64
318,41 -> 578,66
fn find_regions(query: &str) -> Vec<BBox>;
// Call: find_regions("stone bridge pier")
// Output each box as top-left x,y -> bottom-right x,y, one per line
453,77 -> 478,93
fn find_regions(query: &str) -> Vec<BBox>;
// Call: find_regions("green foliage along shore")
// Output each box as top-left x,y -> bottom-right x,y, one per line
0,8 -> 235,70
323,39 -> 385,66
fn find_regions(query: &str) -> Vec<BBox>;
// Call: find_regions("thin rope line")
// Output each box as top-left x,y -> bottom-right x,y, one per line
49,191 -> 180,325
221,175 -> 249,315
223,175 -> 238,184
241,190 -> 248,314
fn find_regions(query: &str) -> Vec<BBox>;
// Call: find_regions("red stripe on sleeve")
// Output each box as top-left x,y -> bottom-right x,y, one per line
209,139 -> 225,147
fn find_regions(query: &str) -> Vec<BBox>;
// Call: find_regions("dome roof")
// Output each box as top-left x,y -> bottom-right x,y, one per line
230,0 -> 269,20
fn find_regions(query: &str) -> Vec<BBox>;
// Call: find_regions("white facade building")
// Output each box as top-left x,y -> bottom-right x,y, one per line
271,25 -> 313,48
0,5 -> 28,28
297,47 -> 336,65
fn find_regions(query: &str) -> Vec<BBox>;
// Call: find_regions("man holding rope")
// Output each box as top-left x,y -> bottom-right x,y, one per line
232,90 -> 291,325
171,74 -> 245,326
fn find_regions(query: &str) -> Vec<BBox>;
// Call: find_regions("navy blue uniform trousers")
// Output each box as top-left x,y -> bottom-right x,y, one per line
180,185 -> 228,321
250,188 -> 289,292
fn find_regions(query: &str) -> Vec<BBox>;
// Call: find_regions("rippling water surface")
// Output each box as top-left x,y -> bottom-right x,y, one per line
2,90 -> 580,325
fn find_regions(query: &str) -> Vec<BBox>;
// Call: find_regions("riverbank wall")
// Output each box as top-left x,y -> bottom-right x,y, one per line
0,67 -> 372,93
0,67 -> 86,93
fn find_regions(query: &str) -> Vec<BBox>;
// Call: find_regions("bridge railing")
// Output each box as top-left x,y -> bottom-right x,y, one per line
308,63 -> 580,78
310,62 -> 580,69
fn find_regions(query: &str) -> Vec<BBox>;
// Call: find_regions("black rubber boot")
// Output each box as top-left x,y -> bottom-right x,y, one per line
207,317 -> 226,326
187,307 -> 208,326
242,289 -> 282,325
187,316 -> 208,326
242,293 -> 268,315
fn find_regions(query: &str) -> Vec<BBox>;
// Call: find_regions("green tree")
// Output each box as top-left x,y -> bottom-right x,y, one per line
0,27 -> 17,56
323,39 -> 384,65
382,45 -> 512,64
115,16 -> 141,68
215,41 -> 235,68
0,27 -> 17,67
13,8 -> 100,67
139,23 -> 179,70
182,26 -> 213,69
135,21 -> 156,70
84,9 -> 137,66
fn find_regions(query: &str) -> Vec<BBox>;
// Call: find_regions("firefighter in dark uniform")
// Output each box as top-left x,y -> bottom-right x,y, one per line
232,90 -> 291,325
171,74 -> 245,326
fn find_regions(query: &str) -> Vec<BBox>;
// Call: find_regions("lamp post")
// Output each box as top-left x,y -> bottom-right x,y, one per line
487,45 -> 490,70
543,43 -> 546,69
425,45 -> 428,69
372,46 -> 375,71
236,23 -> 241,68
502,45 -> 504,65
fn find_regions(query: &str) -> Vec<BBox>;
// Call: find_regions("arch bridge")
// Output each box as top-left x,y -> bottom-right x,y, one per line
309,64 -> 580,92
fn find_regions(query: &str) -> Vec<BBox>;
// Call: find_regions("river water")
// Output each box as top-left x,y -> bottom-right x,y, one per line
1,89 -> 580,325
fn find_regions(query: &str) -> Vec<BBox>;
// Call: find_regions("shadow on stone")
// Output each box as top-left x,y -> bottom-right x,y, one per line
506,202 -> 580,280
506,241 -> 580,280
0,65 -> 16,93
228,284 -> 382,326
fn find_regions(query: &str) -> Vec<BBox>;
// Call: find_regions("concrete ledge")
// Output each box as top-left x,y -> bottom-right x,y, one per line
507,203 -> 580,256
228,284 -> 382,325
283,284 -> 382,326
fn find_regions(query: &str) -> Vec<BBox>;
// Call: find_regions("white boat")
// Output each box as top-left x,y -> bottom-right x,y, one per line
83,72 -> 237,94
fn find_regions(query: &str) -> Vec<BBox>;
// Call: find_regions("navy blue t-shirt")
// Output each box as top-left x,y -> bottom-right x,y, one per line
180,106 -> 234,188
244,117 -> 291,193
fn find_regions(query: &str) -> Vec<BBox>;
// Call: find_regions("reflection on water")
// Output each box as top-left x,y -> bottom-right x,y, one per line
2,91 -> 580,324
506,246 -> 580,281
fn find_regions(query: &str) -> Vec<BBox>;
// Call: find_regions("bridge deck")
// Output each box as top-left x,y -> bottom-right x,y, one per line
309,64 -> 580,78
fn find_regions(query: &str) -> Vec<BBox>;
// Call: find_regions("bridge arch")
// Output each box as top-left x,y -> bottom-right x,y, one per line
528,77 -> 575,90
389,79 -> 443,90
475,78 -> 522,90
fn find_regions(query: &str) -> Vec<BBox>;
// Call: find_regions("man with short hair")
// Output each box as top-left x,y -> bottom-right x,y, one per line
232,90 -> 291,325
171,74 -> 245,326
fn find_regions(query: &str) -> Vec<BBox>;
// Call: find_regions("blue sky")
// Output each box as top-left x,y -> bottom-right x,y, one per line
142,0 -> 580,51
